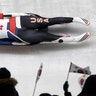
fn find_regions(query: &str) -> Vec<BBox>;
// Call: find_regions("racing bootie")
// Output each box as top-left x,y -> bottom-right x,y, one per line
73,17 -> 90,26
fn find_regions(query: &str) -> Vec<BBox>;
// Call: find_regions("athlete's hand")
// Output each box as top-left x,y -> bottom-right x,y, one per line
63,81 -> 69,91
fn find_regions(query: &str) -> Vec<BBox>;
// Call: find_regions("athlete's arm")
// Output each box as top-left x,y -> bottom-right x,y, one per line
63,81 -> 72,96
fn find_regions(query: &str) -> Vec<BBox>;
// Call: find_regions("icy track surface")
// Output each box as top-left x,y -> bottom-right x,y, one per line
0,0 -> 96,96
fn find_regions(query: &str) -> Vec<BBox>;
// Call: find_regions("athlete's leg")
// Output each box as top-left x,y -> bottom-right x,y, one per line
38,27 -> 48,32
17,29 -> 90,45
20,15 -> 73,29
17,29 -> 62,45
20,14 -> 89,29
20,15 -> 48,29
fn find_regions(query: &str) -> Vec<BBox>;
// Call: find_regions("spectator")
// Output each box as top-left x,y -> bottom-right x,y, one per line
0,67 -> 19,96
63,75 -> 96,96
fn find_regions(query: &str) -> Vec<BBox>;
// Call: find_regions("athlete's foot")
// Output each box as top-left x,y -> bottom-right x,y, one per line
73,32 -> 91,42
73,17 -> 90,26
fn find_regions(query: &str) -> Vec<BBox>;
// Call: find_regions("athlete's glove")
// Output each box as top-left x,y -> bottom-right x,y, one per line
63,81 -> 69,92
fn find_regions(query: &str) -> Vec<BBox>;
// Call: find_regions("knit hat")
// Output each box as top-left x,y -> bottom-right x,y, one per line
0,67 -> 11,79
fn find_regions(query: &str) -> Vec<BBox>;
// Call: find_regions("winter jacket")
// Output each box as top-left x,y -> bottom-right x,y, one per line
0,78 -> 19,96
